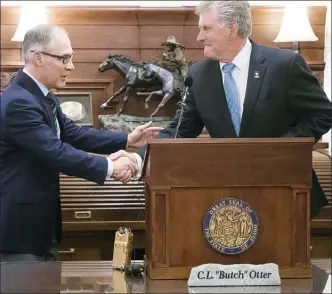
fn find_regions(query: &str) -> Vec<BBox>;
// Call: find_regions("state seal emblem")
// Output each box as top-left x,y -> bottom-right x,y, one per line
203,198 -> 259,255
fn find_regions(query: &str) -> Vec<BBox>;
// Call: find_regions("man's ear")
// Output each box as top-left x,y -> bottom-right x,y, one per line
228,22 -> 239,40
31,51 -> 43,66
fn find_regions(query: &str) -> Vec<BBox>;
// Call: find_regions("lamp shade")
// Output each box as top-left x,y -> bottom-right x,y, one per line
11,3 -> 48,42
274,2 -> 318,42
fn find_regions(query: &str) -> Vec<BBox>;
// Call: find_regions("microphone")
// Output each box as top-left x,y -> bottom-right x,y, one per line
180,77 -> 193,105
173,77 -> 193,138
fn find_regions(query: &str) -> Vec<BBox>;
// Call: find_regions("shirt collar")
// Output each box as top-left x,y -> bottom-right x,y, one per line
219,38 -> 252,71
23,68 -> 49,97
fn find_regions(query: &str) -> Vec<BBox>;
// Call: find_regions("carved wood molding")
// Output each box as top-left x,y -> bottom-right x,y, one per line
1,62 -> 23,92
1,72 -> 17,92
1,61 -> 24,69
308,61 -> 325,71
54,79 -> 114,93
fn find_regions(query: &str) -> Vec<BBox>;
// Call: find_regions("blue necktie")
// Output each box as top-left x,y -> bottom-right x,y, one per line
222,63 -> 240,136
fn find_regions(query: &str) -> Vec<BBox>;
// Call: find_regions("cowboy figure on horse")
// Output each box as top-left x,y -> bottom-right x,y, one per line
161,36 -> 188,80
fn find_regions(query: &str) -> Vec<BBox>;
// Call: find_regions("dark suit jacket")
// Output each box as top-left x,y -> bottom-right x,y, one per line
138,41 -> 332,218
0,70 -> 128,255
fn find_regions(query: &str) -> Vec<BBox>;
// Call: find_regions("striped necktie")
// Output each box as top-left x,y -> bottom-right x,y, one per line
222,63 -> 241,136
45,92 -> 60,137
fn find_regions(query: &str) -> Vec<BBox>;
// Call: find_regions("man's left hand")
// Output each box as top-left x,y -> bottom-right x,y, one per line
127,121 -> 162,148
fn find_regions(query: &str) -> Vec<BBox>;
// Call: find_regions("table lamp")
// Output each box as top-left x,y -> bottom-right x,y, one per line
274,2 -> 318,53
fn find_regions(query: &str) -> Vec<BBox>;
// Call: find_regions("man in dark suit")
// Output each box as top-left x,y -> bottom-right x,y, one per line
0,24 -> 161,261
115,1 -> 332,218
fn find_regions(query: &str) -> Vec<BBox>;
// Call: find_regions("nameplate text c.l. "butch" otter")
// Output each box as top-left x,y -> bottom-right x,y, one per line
188,263 -> 281,287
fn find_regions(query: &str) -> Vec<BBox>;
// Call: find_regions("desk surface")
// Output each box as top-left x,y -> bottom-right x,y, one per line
1,259 -> 331,293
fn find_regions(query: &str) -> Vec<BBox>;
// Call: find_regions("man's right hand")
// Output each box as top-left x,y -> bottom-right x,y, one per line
110,152 -> 137,184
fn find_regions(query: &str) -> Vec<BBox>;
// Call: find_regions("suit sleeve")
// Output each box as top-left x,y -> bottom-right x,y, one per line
5,98 -> 109,185
136,71 -> 204,158
59,111 -> 128,154
282,54 -> 332,142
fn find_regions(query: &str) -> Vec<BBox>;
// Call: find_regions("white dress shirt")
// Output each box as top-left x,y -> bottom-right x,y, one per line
23,68 -> 114,181
219,38 -> 252,119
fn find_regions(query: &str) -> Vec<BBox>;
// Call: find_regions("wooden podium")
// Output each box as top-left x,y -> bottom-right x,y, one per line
144,138 -> 314,280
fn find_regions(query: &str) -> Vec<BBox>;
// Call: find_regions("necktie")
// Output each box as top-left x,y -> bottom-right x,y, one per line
45,92 -> 60,137
222,63 -> 240,136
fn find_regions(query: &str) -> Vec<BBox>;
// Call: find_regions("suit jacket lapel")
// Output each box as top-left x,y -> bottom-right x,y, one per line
16,70 -> 57,132
205,60 -> 237,137
240,41 -> 267,136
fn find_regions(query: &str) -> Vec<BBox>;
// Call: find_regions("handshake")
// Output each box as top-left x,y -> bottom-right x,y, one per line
108,121 -> 162,183
110,150 -> 140,183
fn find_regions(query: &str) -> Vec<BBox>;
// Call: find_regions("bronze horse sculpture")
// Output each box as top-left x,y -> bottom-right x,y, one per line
141,63 -> 185,117
98,54 -> 186,117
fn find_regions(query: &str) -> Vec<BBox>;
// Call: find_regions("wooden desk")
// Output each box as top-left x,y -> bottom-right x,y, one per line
1,259 -> 330,293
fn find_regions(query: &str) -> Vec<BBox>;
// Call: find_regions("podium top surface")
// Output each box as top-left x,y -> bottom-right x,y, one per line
147,137 -> 315,145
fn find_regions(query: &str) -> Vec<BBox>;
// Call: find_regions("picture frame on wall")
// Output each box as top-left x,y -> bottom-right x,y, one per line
56,92 -> 93,126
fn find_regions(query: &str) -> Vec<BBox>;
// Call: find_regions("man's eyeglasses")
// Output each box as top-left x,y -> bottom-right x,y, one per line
30,50 -> 73,64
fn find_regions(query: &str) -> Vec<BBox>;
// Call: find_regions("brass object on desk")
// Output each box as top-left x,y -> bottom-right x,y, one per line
112,270 -> 131,293
112,227 -> 133,270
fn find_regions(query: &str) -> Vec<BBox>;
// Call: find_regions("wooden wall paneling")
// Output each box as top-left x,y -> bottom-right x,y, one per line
137,9 -> 188,25
64,25 -> 140,49
74,49 -> 140,63
250,6 -> 326,25
0,7 -> 20,25
301,49 -> 325,62
1,49 -> 21,62
66,63 -> 116,79
139,26 -> 185,48
49,8 -> 139,25
1,25 -> 22,49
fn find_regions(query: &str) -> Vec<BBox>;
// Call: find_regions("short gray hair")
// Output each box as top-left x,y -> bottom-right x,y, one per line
22,24 -> 68,63
196,1 -> 252,38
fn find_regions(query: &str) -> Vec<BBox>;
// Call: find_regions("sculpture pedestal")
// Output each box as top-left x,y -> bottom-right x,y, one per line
99,114 -> 171,132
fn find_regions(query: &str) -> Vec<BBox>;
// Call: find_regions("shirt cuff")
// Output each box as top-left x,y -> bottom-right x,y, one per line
105,157 -> 113,181
132,153 -> 143,179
